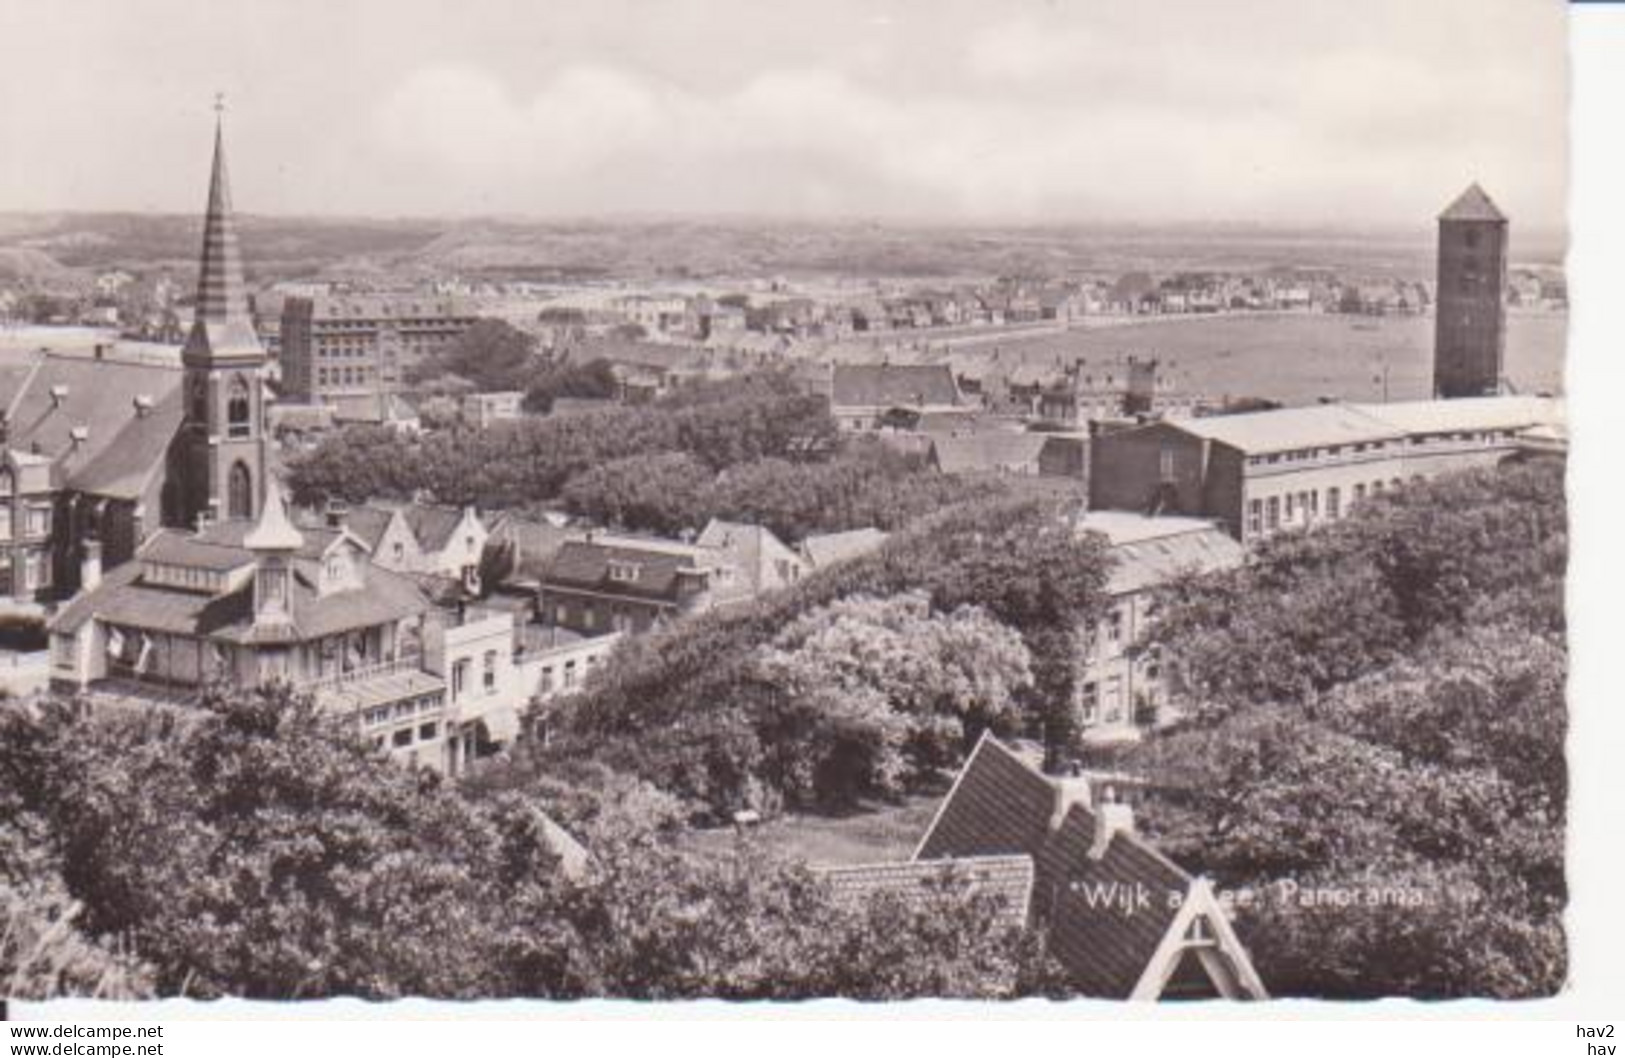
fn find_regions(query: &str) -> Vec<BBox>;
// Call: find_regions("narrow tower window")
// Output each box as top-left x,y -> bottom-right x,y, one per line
228,461 -> 253,520
227,376 -> 252,439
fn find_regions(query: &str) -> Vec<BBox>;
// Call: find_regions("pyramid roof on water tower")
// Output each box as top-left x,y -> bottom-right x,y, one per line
1439,183 -> 1507,223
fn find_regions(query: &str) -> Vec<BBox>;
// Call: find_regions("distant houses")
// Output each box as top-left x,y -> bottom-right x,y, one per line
827,362 -> 962,433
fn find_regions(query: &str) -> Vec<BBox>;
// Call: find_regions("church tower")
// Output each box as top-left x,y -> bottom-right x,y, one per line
170,101 -> 268,527
1433,183 -> 1508,399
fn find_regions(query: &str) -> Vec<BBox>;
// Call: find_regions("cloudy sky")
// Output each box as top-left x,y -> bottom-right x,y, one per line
0,0 -> 1567,228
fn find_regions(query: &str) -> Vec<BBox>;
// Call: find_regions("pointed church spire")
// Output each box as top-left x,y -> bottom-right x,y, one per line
195,97 -> 252,328
183,97 -> 263,364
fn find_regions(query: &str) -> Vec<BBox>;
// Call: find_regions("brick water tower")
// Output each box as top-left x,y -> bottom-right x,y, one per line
1433,183 -> 1508,399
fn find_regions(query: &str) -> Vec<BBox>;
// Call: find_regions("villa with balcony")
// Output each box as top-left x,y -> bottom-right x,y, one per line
46,480 -> 526,775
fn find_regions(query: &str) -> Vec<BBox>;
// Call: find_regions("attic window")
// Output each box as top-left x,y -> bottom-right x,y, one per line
606,560 -> 641,583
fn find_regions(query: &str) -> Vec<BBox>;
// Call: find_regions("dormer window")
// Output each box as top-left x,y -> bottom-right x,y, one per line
606,560 -> 641,583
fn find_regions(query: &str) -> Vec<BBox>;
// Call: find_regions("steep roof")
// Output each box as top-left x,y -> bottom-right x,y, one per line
831,363 -> 960,408
336,505 -> 397,552
61,385 -> 185,500
1439,183 -> 1507,223
397,502 -> 470,552
3,352 -> 185,495
913,734 -> 1231,999
182,118 -> 263,363
815,856 -> 1035,932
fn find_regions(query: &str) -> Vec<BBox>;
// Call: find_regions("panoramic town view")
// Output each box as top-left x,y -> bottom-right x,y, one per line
0,0 -> 1570,1010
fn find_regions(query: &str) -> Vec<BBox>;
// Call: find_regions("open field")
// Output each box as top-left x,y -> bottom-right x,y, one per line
678,795 -> 940,867
928,310 -> 1566,406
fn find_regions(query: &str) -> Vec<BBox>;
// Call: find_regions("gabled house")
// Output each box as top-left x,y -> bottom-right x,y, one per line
694,519 -> 807,595
819,734 -> 1267,1000
327,500 -> 488,586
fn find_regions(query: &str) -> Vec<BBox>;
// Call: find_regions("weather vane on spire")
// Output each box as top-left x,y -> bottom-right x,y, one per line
214,91 -> 226,117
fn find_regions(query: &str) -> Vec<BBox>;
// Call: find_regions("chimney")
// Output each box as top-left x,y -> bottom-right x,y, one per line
94,342 -> 108,361
1048,762 -> 1093,831
1088,786 -> 1135,860
49,384 -> 70,407
132,394 -> 153,417
324,498 -> 350,529
80,540 -> 103,591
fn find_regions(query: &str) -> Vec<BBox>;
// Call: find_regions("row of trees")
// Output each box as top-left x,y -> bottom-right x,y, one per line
0,689 -> 1062,1000
1125,460 -> 1567,997
541,493 -> 1111,812
559,442 -> 994,543
284,372 -> 837,511
289,370 -> 1002,545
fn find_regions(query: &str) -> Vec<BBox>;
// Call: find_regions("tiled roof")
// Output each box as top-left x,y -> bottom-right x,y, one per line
51,530 -> 431,642
62,387 -> 185,500
1439,183 -> 1507,223
141,530 -> 257,572
489,514 -> 577,578
398,503 -> 468,552
2,352 -> 184,494
916,733 -> 1063,862
1037,806 -> 1192,998
543,539 -> 707,603
831,363 -> 960,408
1075,514 -> 1248,596
815,855 -> 1034,931
915,734 -> 1203,999
800,528 -> 889,569
338,505 -> 396,552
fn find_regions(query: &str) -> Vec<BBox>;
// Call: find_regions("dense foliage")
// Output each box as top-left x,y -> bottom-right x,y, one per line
561,441 -> 990,543
285,372 -> 836,510
1127,460 -> 1568,997
545,494 -> 1111,812
0,689 -> 1060,1000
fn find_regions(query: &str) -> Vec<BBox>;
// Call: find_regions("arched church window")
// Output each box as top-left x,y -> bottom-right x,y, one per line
227,376 -> 252,439
228,461 -> 253,520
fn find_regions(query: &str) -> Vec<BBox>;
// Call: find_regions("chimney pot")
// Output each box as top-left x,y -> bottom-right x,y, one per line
1089,788 -> 1134,860
1048,772 -> 1093,831
80,540 -> 103,591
